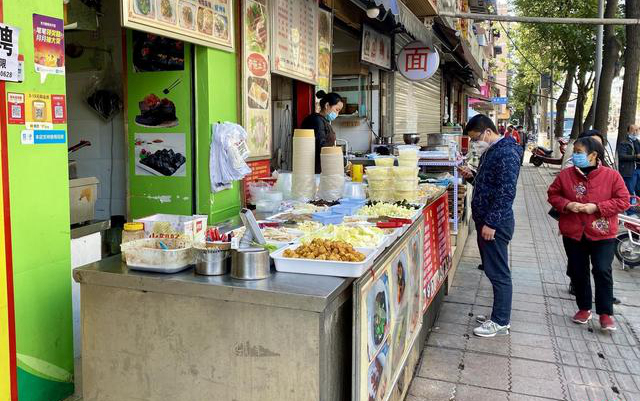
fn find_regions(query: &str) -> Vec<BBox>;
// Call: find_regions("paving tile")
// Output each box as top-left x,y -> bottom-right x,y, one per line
459,352 -> 509,391
511,359 -> 559,381
510,344 -> 556,363
408,377 -> 455,400
511,376 -> 565,400
465,336 -> 510,356
426,332 -> 466,350
431,322 -> 469,336
417,347 -> 463,381
509,394 -> 562,401
455,384 -> 509,401
510,333 -> 555,349
510,321 -> 552,336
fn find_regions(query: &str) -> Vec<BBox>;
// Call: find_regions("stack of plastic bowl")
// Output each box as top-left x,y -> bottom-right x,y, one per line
366,166 -> 392,202
397,145 -> 419,167
374,156 -> 395,167
292,129 -> 316,200
392,165 -> 419,202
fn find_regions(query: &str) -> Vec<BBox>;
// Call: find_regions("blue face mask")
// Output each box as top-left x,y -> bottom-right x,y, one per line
327,111 -> 338,122
572,152 -> 591,168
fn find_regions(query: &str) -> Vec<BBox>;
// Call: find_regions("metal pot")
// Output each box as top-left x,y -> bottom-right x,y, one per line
194,246 -> 230,276
403,134 -> 420,145
231,248 -> 271,280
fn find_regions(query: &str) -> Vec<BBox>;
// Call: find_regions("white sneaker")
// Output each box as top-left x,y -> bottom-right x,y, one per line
473,320 -> 510,337
476,314 -> 511,329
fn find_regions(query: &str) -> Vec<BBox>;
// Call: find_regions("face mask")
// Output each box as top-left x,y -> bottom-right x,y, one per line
572,153 -> 591,168
473,141 -> 490,156
327,111 -> 338,122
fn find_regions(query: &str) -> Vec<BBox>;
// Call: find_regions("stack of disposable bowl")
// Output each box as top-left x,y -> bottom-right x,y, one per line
397,145 -> 419,167
374,156 -> 395,167
318,146 -> 345,201
366,166 -> 392,202
392,165 -> 419,202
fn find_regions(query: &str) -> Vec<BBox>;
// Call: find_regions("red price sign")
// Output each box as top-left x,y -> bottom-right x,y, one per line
242,159 -> 271,203
422,192 -> 452,313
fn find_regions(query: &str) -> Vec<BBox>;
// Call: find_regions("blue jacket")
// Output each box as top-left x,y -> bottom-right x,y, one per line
471,136 -> 523,228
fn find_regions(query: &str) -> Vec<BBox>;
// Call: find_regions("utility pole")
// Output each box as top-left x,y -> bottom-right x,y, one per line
591,0 -> 605,130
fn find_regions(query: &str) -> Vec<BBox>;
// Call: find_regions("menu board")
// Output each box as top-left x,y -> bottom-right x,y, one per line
354,222 -> 423,401
122,0 -> 234,52
316,8 -> 333,95
422,192 -> 452,313
270,0 -> 318,84
242,0 -> 272,158
361,24 -> 392,70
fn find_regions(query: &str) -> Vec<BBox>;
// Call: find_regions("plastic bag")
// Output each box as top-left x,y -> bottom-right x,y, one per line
84,57 -> 122,121
317,174 -> 345,202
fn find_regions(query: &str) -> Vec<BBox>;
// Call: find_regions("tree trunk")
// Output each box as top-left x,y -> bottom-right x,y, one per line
554,66 -> 576,138
571,70 -> 587,139
618,0 -> 640,146
594,0 -> 621,136
584,101 -> 596,135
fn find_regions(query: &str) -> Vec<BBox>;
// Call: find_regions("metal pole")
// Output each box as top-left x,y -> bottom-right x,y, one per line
592,0 -> 605,130
438,11 -> 640,25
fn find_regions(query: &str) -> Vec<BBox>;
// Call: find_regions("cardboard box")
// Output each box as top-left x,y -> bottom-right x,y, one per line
134,214 -> 208,242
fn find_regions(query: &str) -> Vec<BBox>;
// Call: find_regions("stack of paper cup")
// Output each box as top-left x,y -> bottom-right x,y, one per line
318,146 -> 345,201
292,129 -> 316,200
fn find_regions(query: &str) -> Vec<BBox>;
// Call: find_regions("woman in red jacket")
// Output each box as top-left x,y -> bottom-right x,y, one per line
548,137 -> 629,331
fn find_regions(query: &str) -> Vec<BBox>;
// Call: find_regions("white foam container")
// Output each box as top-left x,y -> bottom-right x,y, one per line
271,245 -> 378,277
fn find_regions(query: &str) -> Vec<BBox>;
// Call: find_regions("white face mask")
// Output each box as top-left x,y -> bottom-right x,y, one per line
472,131 -> 491,156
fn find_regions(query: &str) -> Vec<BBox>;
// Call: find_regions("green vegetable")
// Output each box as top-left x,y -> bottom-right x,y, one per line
252,242 -> 278,253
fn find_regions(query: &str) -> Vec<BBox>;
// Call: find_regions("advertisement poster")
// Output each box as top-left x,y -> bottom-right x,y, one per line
25,92 -> 53,130
0,23 -> 20,82
135,93 -> 180,128
51,94 -> 66,124
7,92 -> 25,124
270,0 -> 318,84
132,31 -> 185,72
316,9 -> 332,96
422,193 -> 450,313
356,223 -> 424,401
121,0 -> 234,51
134,133 -> 187,177
33,14 -> 65,83
361,24 -> 392,70
242,0 -> 271,158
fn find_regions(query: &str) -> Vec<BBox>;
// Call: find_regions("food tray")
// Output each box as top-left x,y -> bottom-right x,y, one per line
312,212 -> 344,225
331,203 -> 362,216
122,238 -> 193,273
271,245 -> 378,278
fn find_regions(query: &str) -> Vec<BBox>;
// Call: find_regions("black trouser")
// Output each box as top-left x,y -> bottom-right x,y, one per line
562,236 -> 615,315
476,219 -> 514,326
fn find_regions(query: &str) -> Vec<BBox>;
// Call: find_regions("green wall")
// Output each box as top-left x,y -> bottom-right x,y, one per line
195,47 -> 242,224
126,32 -> 194,218
4,2 -> 74,401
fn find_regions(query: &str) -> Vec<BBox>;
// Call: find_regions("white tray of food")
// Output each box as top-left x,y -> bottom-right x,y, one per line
121,238 -> 194,273
271,241 -> 378,278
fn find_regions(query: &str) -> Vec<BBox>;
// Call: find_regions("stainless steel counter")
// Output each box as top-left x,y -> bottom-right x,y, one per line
74,256 -> 352,312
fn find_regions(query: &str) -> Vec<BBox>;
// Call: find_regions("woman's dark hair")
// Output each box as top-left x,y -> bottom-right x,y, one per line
316,90 -> 342,110
463,114 -> 498,136
578,129 -> 604,144
575,137 -> 607,167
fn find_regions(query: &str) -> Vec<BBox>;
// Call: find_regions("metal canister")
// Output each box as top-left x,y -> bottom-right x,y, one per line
230,248 -> 271,280
194,242 -> 231,276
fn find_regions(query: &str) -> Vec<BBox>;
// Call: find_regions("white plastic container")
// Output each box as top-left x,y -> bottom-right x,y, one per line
374,156 -> 395,167
122,238 -> 193,273
271,245 -> 377,277
365,166 -> 391,179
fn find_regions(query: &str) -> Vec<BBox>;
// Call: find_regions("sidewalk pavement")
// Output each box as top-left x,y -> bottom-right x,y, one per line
409,165 -> 640,401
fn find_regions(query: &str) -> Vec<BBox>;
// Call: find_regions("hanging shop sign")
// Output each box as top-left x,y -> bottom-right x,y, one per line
491,96 -> 508,105
354,223 -> 424,401
361,24 -> 392,70
270,0 -> 318,85
33,14 -> 65,83
121,0 -> 234,52
242,0 -> 272,158
316,8 -> 333,95
396,41 -> 439,82
7,92 -> 25,124
0,23 -> 19,82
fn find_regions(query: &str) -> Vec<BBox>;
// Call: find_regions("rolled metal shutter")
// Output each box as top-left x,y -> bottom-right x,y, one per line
392,70 -> 442,146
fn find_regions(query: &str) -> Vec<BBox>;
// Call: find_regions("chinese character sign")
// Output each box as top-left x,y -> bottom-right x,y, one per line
397,41 -> 439,82
0,23 -> 19,82
33,14 -> 65,83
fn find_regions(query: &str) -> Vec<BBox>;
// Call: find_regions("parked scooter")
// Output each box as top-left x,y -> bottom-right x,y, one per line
616,213 -> 640,268
529,138 -> 569,167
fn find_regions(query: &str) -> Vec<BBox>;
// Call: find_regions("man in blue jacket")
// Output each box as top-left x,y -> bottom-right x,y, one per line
460,114 -> 523,337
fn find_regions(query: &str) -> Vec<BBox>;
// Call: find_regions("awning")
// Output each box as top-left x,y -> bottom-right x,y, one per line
396,1 -> 433,47
433,19 -> 483,80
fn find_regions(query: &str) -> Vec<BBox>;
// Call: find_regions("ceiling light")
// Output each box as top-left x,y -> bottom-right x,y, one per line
367,6 -> 381,18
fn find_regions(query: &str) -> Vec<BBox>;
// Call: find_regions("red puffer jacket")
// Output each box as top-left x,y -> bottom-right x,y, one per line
547,166 -> 629,241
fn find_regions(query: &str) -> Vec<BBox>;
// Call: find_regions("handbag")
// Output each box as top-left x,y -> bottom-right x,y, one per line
548,207 -> 560,221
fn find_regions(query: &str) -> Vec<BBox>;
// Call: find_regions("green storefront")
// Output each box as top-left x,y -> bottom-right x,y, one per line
1,0 -> 242,399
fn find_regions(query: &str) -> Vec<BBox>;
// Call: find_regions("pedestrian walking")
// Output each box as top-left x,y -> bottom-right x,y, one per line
617,125 -> 640,214
517,125 -> 527,166
459,114 -> 523,337
548,137 -> 629,331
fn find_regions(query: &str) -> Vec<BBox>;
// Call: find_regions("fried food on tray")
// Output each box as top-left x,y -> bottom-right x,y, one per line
282,239 -> 366,262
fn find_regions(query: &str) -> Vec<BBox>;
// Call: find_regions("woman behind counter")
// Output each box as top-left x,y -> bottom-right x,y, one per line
301,90 -> 344,174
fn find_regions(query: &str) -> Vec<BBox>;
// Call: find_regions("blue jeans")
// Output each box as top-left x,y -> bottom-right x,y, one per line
476,219 -> 515,326
623,170 -> 640,212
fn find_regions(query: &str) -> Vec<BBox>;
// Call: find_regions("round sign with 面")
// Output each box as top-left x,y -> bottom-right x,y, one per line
396,41 -> 440,81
